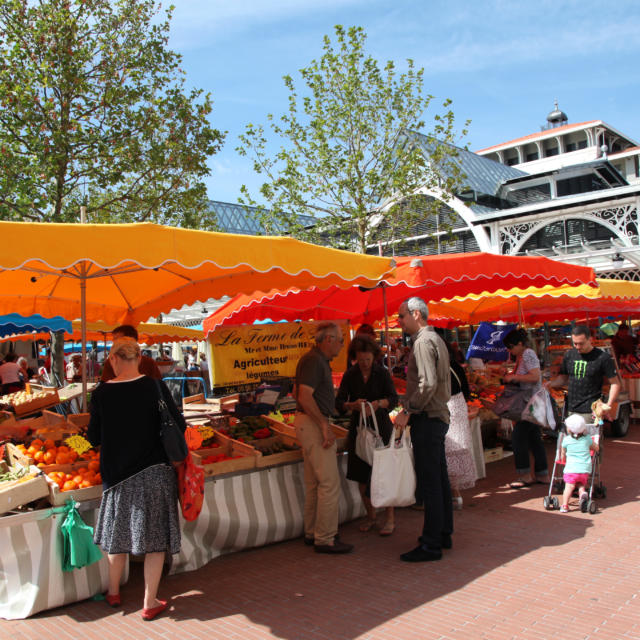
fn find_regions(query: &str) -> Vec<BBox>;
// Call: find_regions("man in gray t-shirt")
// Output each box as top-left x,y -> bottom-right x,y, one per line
294,322 -> 353,554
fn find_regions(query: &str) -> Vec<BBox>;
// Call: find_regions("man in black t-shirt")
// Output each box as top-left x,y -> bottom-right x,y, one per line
547,325 -> 620,420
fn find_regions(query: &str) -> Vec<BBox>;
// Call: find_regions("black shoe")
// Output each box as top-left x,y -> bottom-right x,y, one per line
314,540 -> 354,554
441,533 -> 452,550
303,536 -> 314,546
580,494 -> 589,513
400,545 -> 442,562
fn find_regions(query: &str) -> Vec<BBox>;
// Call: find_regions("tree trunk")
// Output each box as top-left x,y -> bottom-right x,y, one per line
50,331 -> 66,387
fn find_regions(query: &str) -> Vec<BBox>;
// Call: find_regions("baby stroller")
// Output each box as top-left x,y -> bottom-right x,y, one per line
543,415 -> 605,514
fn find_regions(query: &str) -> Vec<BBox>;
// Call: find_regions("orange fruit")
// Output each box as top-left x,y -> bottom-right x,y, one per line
88,460 -> 100,472
43,439 -> 56,450
55,452 -> 70,465
37,462 -> 45,468
62,480 -> 78,492
33,451 -> 45,462
57,445 -> 69,453
76,467 -> 89,476
79,480 -> 92,489
94,473 -> 101,484
65,473 -> 73,481
72,475 -> 83,485
30,438 -> 43,449
43,451 -> 56,464
26,446 -> 38,457
68,450 -> 78,462
16,444 -> 27,452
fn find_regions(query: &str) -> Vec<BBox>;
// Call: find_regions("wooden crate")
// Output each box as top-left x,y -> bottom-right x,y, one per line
191,433 -> 259,477
0,411 -> 30,439
262,415 -> 348,452
183,393 -> 205,407
207,393 -> 240,413
12,390 -> 61,416
483,446 -> 504,463
66,413 -> 90,430
3,442 -> 32,467
251,431 -> 302,468
41,461 -> 102,505
46,477 -> 102,505
0,465 -> 49,515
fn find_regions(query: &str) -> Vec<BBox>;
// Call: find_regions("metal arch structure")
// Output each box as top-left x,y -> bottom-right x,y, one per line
377,184 -> 493,253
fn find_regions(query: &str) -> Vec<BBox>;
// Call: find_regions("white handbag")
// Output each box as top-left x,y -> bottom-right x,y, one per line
354,401 -> 383,465
370,428 -> 416,508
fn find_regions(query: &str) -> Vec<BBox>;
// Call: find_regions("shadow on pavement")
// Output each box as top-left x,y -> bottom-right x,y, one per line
28,424 -> 640,640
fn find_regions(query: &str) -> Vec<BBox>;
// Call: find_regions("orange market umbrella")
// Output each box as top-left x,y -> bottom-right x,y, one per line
427,279 -> 640,327
203,253 -> 597,332
0,221 -> 394,408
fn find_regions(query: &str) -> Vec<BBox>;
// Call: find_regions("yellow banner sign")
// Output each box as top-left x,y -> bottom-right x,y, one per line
207,322 -> 348,389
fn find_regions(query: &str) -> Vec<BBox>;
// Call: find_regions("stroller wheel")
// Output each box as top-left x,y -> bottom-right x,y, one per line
543,496 -> 551,510
552,497 -> 559,510
588,501 -> 597,514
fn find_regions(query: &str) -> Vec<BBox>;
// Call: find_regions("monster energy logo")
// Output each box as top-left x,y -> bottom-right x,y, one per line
573,360 -> 588,378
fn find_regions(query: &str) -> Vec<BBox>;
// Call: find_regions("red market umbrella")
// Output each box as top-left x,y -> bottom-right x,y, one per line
203,253 -> 597,332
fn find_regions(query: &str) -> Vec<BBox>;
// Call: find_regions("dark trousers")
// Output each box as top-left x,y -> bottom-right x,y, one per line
511,419 -> 548,477
410,414 -> 453,550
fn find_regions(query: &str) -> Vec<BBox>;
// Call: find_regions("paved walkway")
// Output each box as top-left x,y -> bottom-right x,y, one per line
4,424 -> 640,640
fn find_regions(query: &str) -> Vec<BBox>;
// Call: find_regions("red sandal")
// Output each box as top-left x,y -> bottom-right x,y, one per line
141,599 -> 168,621
105,594 -> 121,607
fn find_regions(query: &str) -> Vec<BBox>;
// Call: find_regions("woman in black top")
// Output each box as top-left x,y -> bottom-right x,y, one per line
88,337 -> 185,621
336,335 -> 398,535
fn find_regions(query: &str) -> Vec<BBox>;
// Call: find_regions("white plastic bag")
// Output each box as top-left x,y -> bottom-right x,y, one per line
354,401 -> 383,465
370,428 -> 416,508
521,387 -> 556,429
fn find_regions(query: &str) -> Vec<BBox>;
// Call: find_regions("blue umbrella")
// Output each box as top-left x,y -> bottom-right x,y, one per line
0,313 -> 71,338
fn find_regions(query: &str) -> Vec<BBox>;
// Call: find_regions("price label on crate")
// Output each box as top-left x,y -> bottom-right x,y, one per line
65,434 -> 93,455
197,424 -> 215,441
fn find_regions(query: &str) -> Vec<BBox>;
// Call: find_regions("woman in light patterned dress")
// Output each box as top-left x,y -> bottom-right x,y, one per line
443,340 -> 477,508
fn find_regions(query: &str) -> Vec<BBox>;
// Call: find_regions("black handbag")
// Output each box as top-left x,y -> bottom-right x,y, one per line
155,380 -> 188,462
492,382 -> 532,422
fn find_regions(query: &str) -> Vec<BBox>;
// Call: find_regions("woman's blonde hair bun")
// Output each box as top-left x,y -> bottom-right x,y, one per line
110,337 -> 141,361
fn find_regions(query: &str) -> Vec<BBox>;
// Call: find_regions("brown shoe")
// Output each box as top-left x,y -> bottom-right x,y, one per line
314,540 -> 354,554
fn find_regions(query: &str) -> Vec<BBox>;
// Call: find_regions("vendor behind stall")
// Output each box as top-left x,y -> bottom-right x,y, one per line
101,325 -> 162,381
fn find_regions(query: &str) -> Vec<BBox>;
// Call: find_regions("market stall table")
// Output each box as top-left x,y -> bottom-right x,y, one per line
0,454 -> 363,620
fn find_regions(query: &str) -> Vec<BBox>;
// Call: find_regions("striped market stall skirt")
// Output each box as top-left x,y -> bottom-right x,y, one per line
0,455 -> 362,618
170,454 -> 365,574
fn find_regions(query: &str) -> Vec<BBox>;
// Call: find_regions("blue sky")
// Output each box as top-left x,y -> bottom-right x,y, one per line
168,0 -> 640,205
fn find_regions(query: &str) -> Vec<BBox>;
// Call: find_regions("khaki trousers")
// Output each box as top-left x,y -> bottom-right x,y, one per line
294,412 -> 340,545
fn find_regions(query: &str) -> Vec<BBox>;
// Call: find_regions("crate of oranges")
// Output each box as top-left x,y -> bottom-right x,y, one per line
14,438 -> 103,505
44,457 -> 102,505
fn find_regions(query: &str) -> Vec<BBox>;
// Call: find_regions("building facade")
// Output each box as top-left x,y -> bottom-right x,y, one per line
375,104 -> 640,281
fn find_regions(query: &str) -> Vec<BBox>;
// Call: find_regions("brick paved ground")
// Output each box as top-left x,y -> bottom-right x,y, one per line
4,423 -> 640,640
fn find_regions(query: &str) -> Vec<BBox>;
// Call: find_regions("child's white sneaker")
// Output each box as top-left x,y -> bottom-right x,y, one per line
560,505 -> 569,513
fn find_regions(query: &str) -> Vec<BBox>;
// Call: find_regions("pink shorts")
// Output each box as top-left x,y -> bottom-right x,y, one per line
563,473 -> 589,486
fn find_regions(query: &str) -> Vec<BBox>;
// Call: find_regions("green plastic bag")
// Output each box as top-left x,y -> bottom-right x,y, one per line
60,500 -> 103,572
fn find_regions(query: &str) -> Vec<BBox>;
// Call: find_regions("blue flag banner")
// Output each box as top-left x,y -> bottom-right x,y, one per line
466,322 -> 517,362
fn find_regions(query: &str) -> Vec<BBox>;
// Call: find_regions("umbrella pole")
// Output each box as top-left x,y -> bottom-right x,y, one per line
80,264 -> 88,412
382,284 -> 391,366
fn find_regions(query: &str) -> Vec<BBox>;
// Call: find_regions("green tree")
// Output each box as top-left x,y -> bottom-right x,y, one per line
0,0 -> 224,227
237,25 -> 468,253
